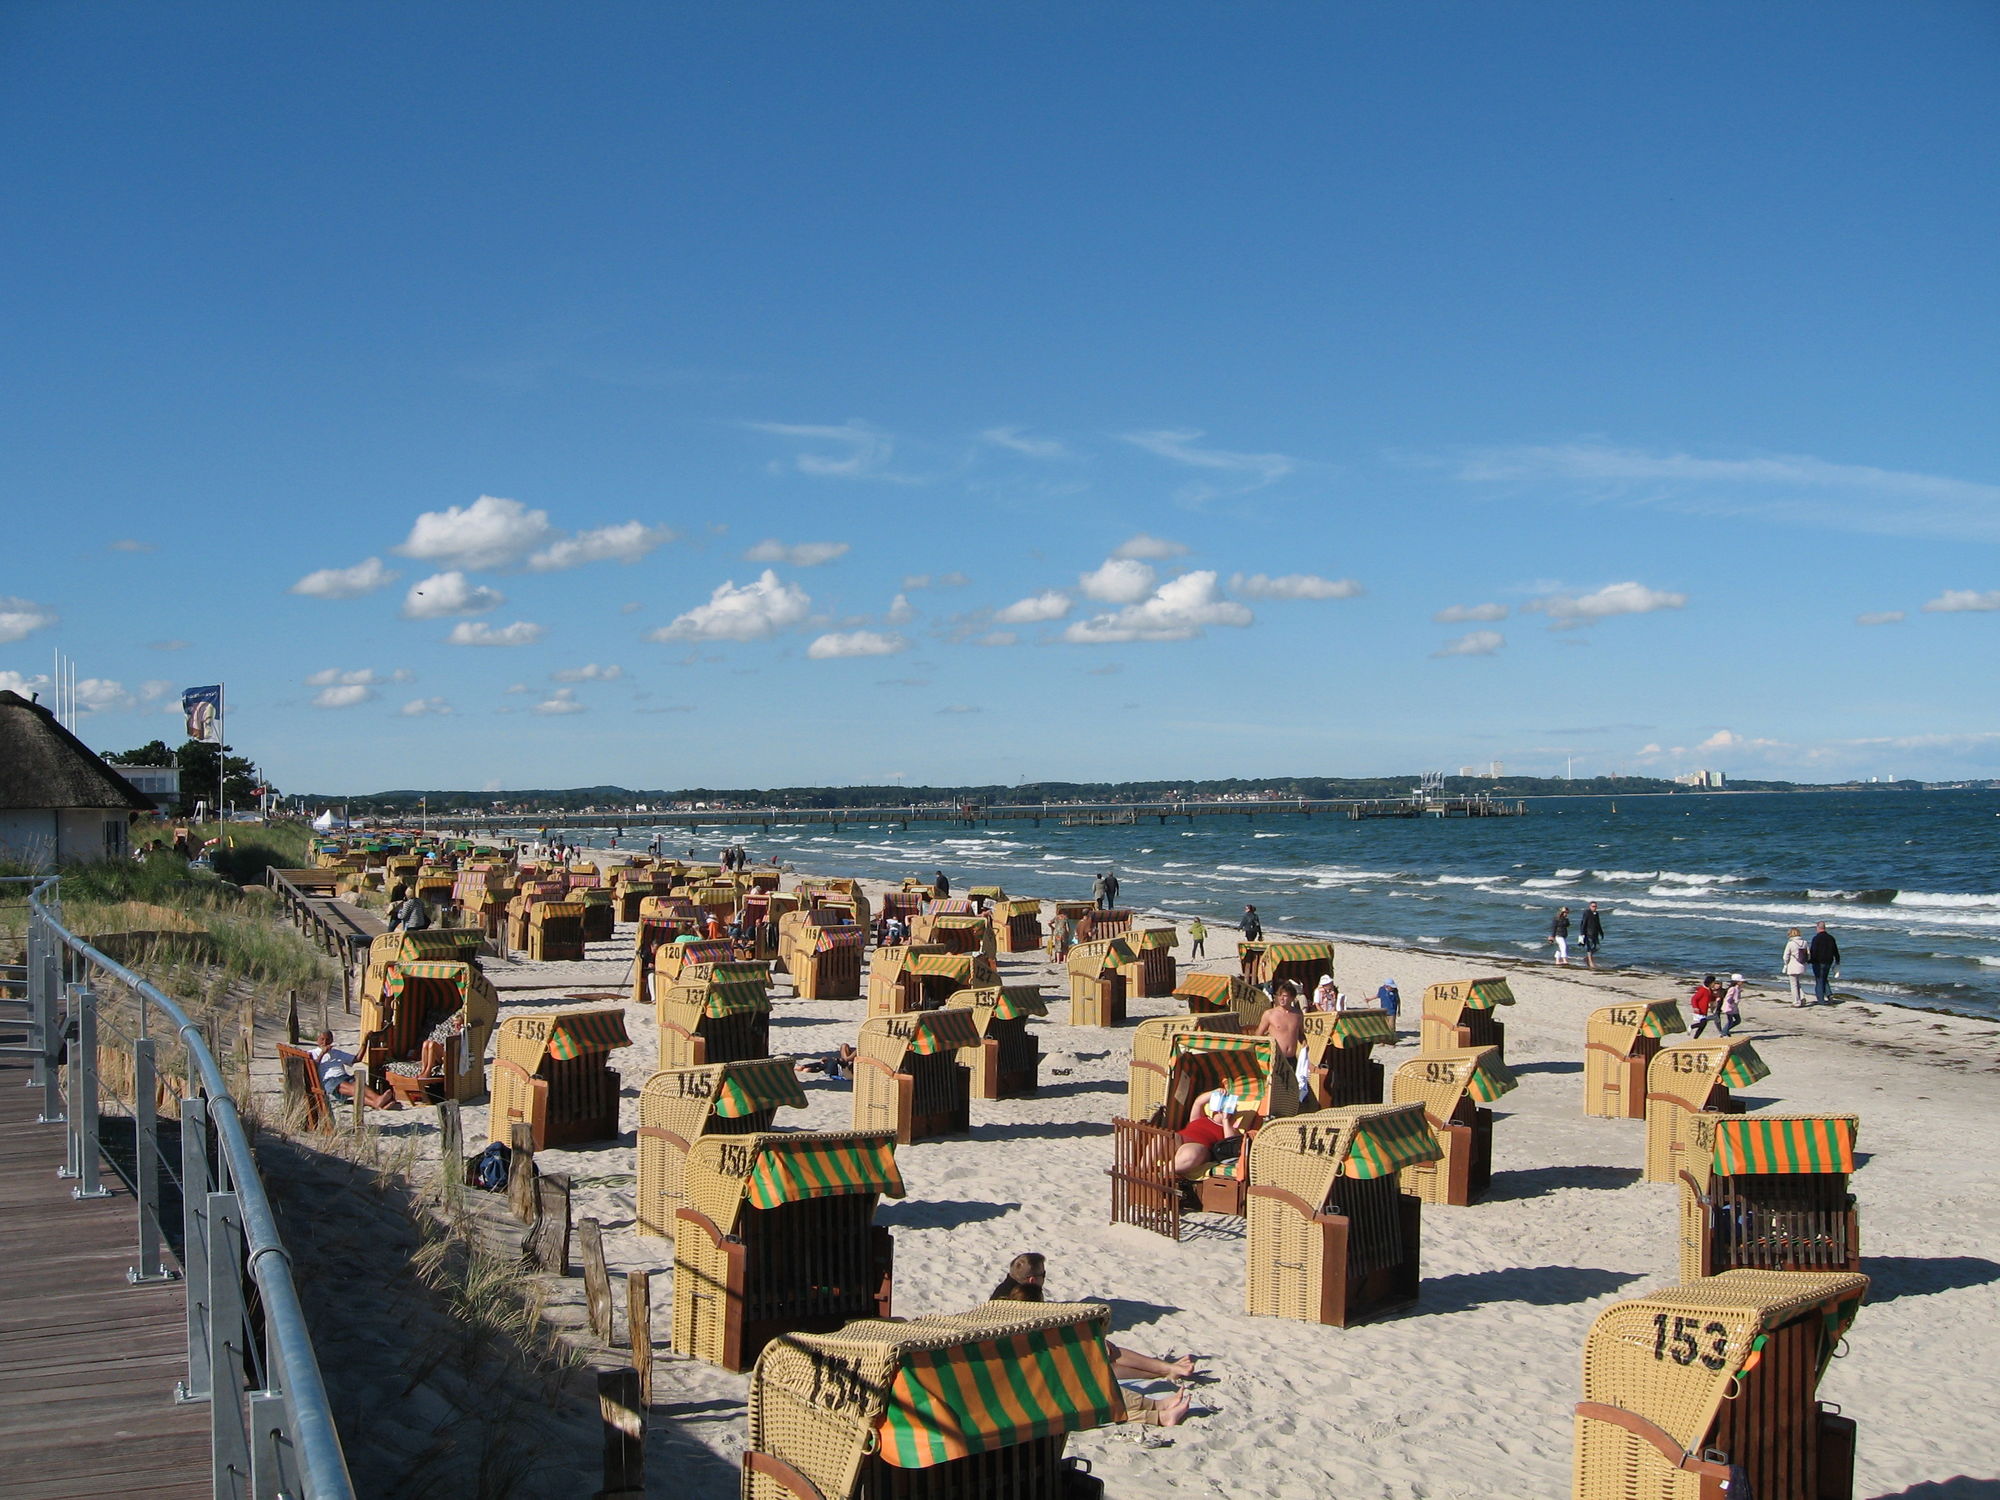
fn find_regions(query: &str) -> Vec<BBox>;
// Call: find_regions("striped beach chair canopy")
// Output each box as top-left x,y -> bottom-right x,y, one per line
858,1009 -> 982,1067
641,1058 -> 808,1128
1301,1007 -> 1397,1055
1066,936 -> 1136,976
967,885 -> 1006,900
961,984 -> 1048,1026
1587,999 -> 1687,1050
1251,1104 -> 1443,1206
811,924 -> 869,954
379,958 -> 477,1004
1391,1046 -> 1518,1122
1709,1114 -> 1858,1177
908,950 -> 997,984
1422,975 -> 1516,1020
1169,1032 -> 1279,1115
665,978 -> 772,1019
1647,1038 -> 1772,1112
686,1128 -> 905,1230
994,897 -> 1041,918
496,1007 -> 633,1069
1247,939 -> 1337,979
925,898 -> 979,916
1130,925 -> 1177,952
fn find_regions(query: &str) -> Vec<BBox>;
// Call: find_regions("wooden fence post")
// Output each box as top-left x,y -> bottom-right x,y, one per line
524,1172 -> 571,1275
507,1121 -> 538,1222
594,1368 -> 645,1499
286,989 -> 301,1046
579,1217 -> 614,1343
436,1100 -> 464,1216
627,1271 -> 652,1405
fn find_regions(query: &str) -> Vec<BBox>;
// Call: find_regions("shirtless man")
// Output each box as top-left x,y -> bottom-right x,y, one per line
1254,980 -> 1304,1075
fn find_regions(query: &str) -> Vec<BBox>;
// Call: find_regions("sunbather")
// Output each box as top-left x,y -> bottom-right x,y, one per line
987,1253 -> 1193,1424
1173,1089 -> 1248,1177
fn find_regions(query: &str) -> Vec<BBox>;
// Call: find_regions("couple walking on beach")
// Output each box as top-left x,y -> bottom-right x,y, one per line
1548,902 -> 1604,968
1783,922 -> 1841,1005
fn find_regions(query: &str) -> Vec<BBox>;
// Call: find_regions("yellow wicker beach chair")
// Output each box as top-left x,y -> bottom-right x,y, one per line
797,877 -> 872,931
1074,907 -> 1131,942
1388,1047 -> 1518,1205
359,927 -> 484,1006
505,881 -> 566,949
359,957 -> 498,1102
672,1129 -> 901,1371
790,921 -> 868,1000
1300,1007 -> 1396,1108
1174,970 -> 1272,1029
1239,939 -> 1338,995
1066,937 -> 1134,1027
572,884 -> 614,942
1118,925 -> 1179,998
853,1010 -> 981,1145
738,888 -> 797,961
629,909 -> 705,1005
908,910 -> 996,960
1676,1114 -> 1860,1282
960,984 -> 1048,1099
487,1007 -> 630,1148
1245,1104 -> 1440,1326
741,1302 -> 1123,1500
636,1058 -> 808,1241
868,946 -> 1000,1017
991,897 -> 1044,954
525,899 -> 588,961
613,870 -> 670,923
1585,1000 -> 1688,1119
1574,1269 -> 1867,1500
1125,1014 -> 1244,1121
1420,976 -> 1515,1058
658,972 -> 774,1071
1644,1039 -> 1772,1185
865,943 -> 946,1016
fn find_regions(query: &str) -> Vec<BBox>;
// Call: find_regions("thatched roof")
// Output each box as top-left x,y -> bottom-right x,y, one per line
0,690 -> 156,812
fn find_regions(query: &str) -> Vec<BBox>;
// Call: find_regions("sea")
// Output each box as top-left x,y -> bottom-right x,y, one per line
551,789 -> 2000,1022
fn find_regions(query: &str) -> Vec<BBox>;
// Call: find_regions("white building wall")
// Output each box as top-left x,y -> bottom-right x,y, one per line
0,810 -> 59,866
56,808 -> 128,862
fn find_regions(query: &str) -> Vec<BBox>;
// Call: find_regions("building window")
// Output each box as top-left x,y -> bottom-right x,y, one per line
104,819 -> 127,859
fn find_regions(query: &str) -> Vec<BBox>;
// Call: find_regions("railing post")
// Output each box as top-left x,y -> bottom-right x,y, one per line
33,920 -> 65,1124
179,1094 -> 214,1404
207,1191 -> 253,1499
129,1035 -> 176,1282
248,1387 -> 297,1500
65,982 -> 111,1198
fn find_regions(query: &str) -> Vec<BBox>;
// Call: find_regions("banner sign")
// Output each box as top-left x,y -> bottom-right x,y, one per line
182,685 -> 222,742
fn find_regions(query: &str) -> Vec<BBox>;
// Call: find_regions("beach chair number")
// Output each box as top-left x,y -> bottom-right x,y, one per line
1607,1008 -> 1640,1027
1651,1314 -> 1729,1370
1423,1061 -> 1460,1085
1668,1052 -> 1713,1075
1296,1123 -> 1343,1157
675,1072 -> 714,1099
716,1143 -> 756,1178
805,1354 -> 871,1412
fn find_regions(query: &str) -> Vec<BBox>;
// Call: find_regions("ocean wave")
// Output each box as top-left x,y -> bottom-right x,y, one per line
1521,877 -> 1578,888
1893,891 -> 2000,911
1591,869 -> 1659,882
1554,867 -> 1585,877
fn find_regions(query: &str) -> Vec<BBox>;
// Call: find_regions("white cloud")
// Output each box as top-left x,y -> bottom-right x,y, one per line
1697,730 -> 1740,752
138,680 -> 174,702
1120,429 -> 1295,486
1230,572 -> 1362,601
1079,558 -> 1157,604
1855,611 -> 1905,626
902,572 -> 970,590
1526,581 -> 1687,623
396,495 -> 555,570
744,420 -> 903,480
1112,533 -> 1189,561
288,556 -> 399,600
401,570 -> 505,619
1432,630 -> 1505,658
1922,589 -> 2000,613
108,538 -> 156,553
504,683 -> 529,694
807,630 -> 907,660
532,688 -> 587,715
982,427 -> 1071,460
527,521 -> 676,571
744,539 -> 851,568
649,570 -> 811,643
0,671 -> 51,697
994,590 -> 1072,624
976,631 -> 1018,648
1434,602 -> 1508,624
551,663 -> 623,682
885,594 -> 915,626
0,596 -> 58,644
1062,571 -> 1253,644
447,620 -> 545,647
312,684 -> 375,709
400,697 -> 451,716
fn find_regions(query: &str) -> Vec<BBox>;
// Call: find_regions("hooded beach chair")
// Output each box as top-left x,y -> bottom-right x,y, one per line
359,957 -> 499,1102
1074,907 -> 1131,942
1118,925 -> 1179,998
738,888 -> 798,960
1066,937 -> 1134,1027
505,881 -> 566,948
741,1301 -> 1123,1500
1677,1114 -> 1860,1281
1585,1000 -> 1688,1119
990,897 -> 1043,954
1245,1104 -> 1441,1327
797,876 -> 872,931
869,946 -> 999,1017
961,984 -> 1047,1099
359,927 -> 484,1007
573,884 -> 615,942
1644,1038 -> 1772,1185
1419,976 -> 1515,1058
671,1129 -> 901,1371
487,1006 -> 632,1149
1125,1014 -> 1243,1121
1574,1270 -> 1867,1500
658,971 -> 774,1070
909,908 -> 996,960
1111,1031 -> 1291,1239
1300,1007 -> 1396,1108
1389,1046 -> 1518,1206
877,887 -> 927,935
1238,939 -> 1339,997
1174,970 -> 1272,1027
629,906 -> 707,1004
790,920 -> 868,1000
853,1009 -> 982,1144
636,1057 -> 808,1241
865,943 -> 947,1016
614,869 -> 672,922
525,898 -> 588,960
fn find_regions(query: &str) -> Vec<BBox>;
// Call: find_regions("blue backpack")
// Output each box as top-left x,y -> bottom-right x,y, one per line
473,1141 -> 512,1192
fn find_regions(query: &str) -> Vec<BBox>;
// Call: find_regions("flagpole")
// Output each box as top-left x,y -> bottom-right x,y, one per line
217,683 -> 227,826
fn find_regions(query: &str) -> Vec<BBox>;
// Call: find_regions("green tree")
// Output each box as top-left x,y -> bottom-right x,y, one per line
175,739 -> 264,807
104,738 -> 176,766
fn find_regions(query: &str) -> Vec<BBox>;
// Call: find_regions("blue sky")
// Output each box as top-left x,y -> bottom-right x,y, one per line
4,3 -> 1996,794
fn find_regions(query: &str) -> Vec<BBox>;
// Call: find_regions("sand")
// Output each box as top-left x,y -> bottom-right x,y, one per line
325,870 -> 2000,1499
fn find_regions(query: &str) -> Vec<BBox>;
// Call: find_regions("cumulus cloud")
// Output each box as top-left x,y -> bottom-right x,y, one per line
982,426 -> 1071,460
807,630 -> 907,659
447,620 -> 544,647
1432,630 -> 1505,658
396,495 -> 554,570
1434,602 -> 1508,624
1063,571 -> 1253,644
1230,573 -> 1362,601
1112,533 -> 1188,561
0,671 -> 50,698
551,663 -> 623,682
532,688 -> 587,715
994,590 -> 1072,624
649,571 -> 811,643
312,684 -> 375,709
109,539 -> 156,553
400,697 -> 451,716
1079,558 -> 1157,604
401,571 -> 505,619
0,596 -> 58,644
1922,589 -> 2000,613
527,521 -> 676,571
289,556 -> 399,600
976,631 -> 1018,647
744,539 -> 851,568
1856,611 -> 1905,626
139,680 -> 174,702
1525,581 -> 1687,623
902,572 -> 970,590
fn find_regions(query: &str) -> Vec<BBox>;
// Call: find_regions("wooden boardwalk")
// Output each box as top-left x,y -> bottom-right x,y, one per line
0,1055 -> 207,1499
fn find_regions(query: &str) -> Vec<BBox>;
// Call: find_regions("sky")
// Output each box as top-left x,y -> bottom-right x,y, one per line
3,2 -> 1997,796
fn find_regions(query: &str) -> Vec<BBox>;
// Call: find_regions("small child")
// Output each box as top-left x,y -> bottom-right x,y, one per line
1688,975 -> 1718,1037
1716,974 -> 1744,1036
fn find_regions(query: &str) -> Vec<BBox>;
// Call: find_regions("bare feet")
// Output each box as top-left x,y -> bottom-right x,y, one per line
1137,1389 -> 1192,1427
1163,1354 -> 1196,1379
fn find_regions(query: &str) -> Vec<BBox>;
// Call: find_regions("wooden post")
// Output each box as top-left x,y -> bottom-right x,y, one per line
579,1217 -> 614,1342
507,1121 -> 538,1222
524,1172 -> 571,1275
239,991 -> 255,1088
286,989 -> 301,1046
351,1063 -> 367,1132
627,1271 -> 652,1403
594,1368 -> 645,1499
436,1100 -> 464,1216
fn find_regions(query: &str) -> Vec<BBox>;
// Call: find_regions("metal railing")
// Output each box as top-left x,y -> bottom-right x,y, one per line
0,875 -> 355,1500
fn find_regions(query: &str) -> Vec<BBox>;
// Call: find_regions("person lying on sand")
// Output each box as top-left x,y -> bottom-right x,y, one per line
989,1253 -> 1194,1426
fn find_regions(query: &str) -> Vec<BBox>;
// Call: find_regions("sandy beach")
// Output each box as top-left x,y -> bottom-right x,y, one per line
325,867 -> 2000,1499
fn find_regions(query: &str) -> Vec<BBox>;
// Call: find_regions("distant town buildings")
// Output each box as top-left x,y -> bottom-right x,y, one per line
1675,769 -> 1727,789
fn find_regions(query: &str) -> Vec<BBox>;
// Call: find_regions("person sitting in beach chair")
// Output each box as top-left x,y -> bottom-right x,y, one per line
306,1030 -> 392,1108
1174,1089 -> 1248,1178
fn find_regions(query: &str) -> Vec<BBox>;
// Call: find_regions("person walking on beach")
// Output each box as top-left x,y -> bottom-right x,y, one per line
1101,868 -> 1120,910
1549,906 -> 1572,966
1716,974 -> 1744,1036
934,869 -> 950,898
1187,917 -> 1206,959
1687,975 -> 1719,1037
1241,904 -> 1263,942
1579,902 -> 1604,969
1808,922 -> 1841,1004
1781,927 -> 1812,1006
1375,978 -> 1402,1034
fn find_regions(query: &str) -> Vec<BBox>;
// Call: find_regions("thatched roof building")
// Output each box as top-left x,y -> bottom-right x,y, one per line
0,689 -> 154,863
